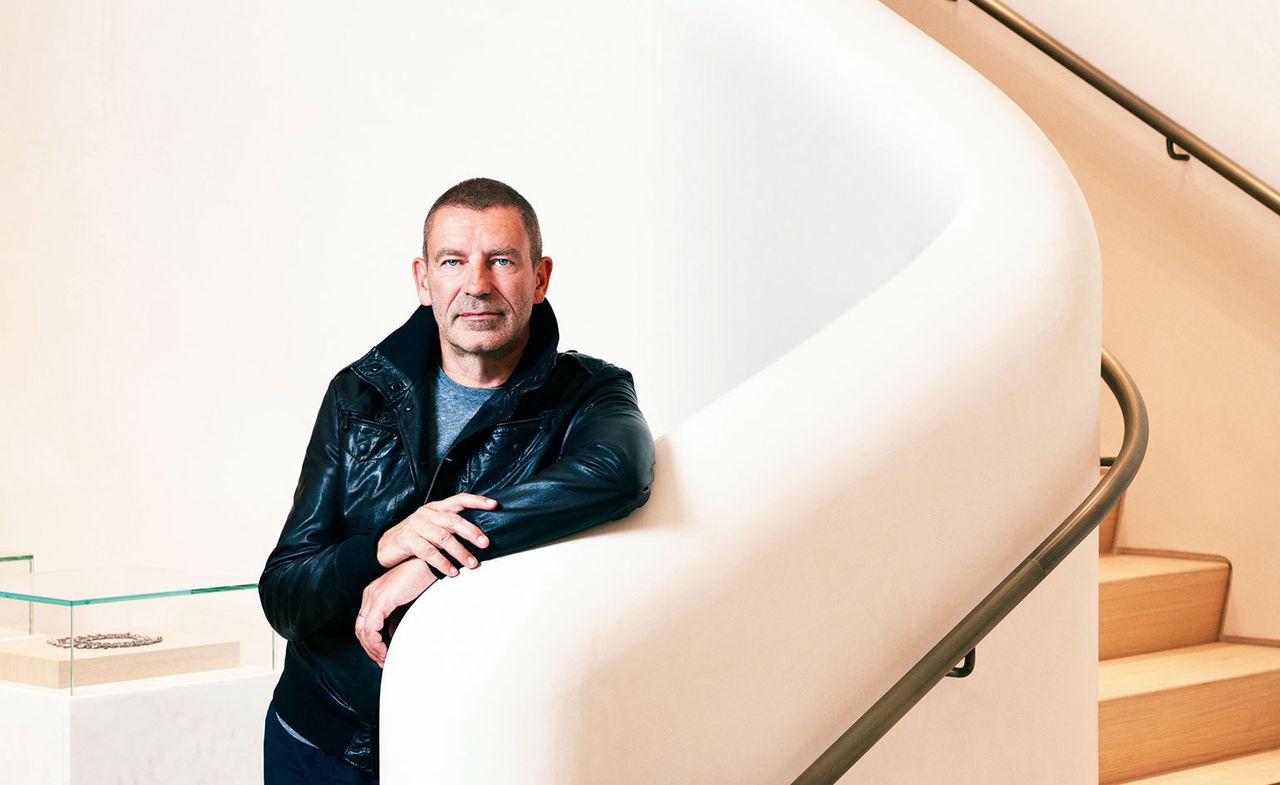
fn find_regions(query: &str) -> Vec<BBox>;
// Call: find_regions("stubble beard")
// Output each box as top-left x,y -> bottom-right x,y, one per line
446,311 -> 523,360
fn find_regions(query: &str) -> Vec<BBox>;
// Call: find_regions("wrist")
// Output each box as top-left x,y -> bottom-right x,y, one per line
401,558 -> 440,590
375,532 -> 400,569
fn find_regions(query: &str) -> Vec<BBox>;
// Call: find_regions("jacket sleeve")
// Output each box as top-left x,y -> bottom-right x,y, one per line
459,369 -> 656,561
258,378 -> 388,642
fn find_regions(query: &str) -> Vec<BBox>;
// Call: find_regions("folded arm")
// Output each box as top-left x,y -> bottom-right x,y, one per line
459,369 -> 656,561
354,367 -> 655,664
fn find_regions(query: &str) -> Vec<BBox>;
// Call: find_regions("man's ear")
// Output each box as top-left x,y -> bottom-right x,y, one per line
412,257 -> 431,307
533,256 -> 553,304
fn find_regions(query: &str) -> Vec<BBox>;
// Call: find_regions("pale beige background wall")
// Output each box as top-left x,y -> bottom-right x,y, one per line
882,0 -> 1280,640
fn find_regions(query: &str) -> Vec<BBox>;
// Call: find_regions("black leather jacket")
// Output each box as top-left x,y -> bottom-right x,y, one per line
259,298 -> 655,773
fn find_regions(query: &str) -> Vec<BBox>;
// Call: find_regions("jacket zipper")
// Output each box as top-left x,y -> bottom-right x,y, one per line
422,414 -> 546,502
340,411 -> 396,431
490,414 -> 546,431
423,454 -> 451,502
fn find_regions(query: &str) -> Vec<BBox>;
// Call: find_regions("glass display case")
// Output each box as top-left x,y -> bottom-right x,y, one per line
0,552 -> 34,576
0,566 -> 273,694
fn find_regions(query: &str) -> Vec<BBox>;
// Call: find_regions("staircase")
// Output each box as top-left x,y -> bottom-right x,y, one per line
1098,467 -> 1280,784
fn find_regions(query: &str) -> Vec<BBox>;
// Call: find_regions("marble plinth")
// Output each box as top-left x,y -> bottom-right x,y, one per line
0,668 -> 278,785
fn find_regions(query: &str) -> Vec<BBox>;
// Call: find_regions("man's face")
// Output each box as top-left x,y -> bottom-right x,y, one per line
413,205 -> 551,360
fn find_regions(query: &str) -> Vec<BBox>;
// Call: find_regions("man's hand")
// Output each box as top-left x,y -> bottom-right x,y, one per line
355,558 -> 438,667
376,493 -> 496,573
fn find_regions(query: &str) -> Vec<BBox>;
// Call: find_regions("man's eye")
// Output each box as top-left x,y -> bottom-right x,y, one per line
443,259 -> 461,267
494,258 -> 512,266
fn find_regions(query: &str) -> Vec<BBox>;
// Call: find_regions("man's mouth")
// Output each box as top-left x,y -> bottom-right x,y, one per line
460,311 -> 501,319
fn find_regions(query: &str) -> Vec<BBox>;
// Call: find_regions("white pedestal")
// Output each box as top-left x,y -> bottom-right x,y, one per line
0,668 -> 279,785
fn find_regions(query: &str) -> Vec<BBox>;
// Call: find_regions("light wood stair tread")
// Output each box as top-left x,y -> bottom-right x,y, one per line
1098,554 -> 1227,660
1118,746 -> 1280,784
1100,642 -> 1280,702
1099,554 -> 1226,583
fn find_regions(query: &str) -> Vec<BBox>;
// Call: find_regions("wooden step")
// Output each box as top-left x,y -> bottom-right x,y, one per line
1100,554 -> 1228,660
1118,746 -> 1280,784
1099,466 -> 1120,554
1100,642 -> 1280,784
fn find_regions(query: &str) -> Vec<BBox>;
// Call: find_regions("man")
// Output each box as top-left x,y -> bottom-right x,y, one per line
258,177 -> 656,784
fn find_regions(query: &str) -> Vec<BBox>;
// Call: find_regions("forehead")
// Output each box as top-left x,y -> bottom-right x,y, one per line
427,205 -> 528,255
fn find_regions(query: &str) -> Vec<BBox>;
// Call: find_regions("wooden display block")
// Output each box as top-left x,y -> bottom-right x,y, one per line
0,633 -> 240,689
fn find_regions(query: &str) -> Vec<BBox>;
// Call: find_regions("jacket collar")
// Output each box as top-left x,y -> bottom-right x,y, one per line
353,298 -> 562,403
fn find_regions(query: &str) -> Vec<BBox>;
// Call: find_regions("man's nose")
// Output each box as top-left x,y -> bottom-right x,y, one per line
464,258 -> 493,294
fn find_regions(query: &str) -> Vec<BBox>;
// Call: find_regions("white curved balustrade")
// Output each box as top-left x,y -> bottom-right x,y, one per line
382,1 -> 1101,783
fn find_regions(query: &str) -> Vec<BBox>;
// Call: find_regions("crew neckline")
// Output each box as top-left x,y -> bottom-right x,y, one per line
436,361 -> 505,393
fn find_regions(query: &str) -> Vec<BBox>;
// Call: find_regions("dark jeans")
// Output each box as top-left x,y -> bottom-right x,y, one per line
264,699 -> 379,785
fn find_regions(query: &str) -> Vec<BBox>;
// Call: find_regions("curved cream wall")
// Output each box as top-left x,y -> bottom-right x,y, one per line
379,1 -> 1102,783
884,0 -> 1280,643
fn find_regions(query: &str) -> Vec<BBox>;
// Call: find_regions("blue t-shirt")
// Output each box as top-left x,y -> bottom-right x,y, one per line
430,361 -> 502,470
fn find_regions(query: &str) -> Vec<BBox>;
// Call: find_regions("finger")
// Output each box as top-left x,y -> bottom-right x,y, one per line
369,602 -> 391,666
363,629 -> 386,667
448,517 -> 490,552
355,598 -> 380,647
434,493 -> 499,513
428,526 -> 481,570
414,512 -> 485,565
356,624 -> 382,664
358,602 -> 389,664
355,607 -> 378,662
426,510 -> 490,553
408,537 -> 461,577
368,628 -> 387,665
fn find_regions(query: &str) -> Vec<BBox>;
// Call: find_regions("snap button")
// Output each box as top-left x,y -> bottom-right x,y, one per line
404,404 -> 413,412
369,364 -> 382,373
391,382 -> 403,391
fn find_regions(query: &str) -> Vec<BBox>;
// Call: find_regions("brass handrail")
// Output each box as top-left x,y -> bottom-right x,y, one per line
790,347 -> 1148,784
946,0 -> 1280,217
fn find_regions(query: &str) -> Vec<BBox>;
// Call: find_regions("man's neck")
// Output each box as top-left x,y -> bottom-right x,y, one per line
438,330 -> 530,389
